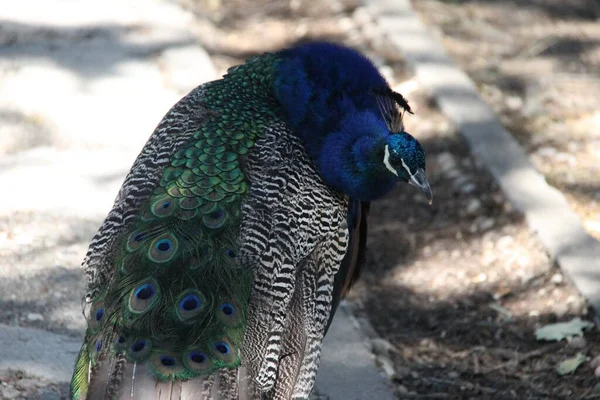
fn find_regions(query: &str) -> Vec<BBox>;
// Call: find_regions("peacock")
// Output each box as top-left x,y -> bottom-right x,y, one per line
70,41 -> 432,400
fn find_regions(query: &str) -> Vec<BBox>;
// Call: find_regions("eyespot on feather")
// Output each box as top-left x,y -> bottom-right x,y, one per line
148,234 -> 178,263
150,352 -> 185,377
87,334 -> 104,366
202,207 -> 227,229
175,289 -> 206,322
128,280 -> 160,313
126,230 -> 148,252
184,349 -> 213,372
95,338 -> 103,353
211,338 -> 237,364
127,338 -> 152,361
151,198 -> 175,218
217,301 -> 242,326
89,301 -> 105,330
114,334 -> 128,351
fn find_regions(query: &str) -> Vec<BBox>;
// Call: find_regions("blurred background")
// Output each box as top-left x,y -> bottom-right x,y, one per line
1,0 -> 599,398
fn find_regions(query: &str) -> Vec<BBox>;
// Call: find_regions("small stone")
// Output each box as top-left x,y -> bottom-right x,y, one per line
460,183 -> 476,194
473,272 -> 487,283
438,152 -> 457,171
479,218 -> 495,231
595,366 -> 600,379
397,385 -> 409,394
448,371 -> 459,379
27,313 -> 44,322
590,354 -> 600,369
446,168 -> 462,180
529,310 -> 540,317
411,371 -> 420,379
551,273 -> 563,285
376,354 -> 396,379
536,146 -> 558,158
554,304 -> 569,318
371,338 -> 396,355
496,235 -> 514,249
465,198 -> 482,215
505,95 -> 524,111
569,336 -> 587,349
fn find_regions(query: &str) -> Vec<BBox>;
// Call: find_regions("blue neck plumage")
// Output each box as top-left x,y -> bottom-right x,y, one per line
273,42 -> 396,201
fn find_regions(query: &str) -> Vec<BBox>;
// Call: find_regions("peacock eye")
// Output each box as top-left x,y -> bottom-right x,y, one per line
215,341 -> 230,354
180,294 -> 201,311
159,355 -> 177,367
190,352 -> 206,364
185,349 -> 212,371
131,340 -> 146,353
220,303 -> 234,316
135,283 -> 155,300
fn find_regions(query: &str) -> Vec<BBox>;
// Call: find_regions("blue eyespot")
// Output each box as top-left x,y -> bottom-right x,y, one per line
220,303 -> 234,316
95,339 -> 103,352
161,201 -> 171,209
94,308 -> 105,321
180,294 -> 201,311
215,341 -> 230,355
226,249 -> 236,258
116,335 -> 126,344
133,232 -> 146,242
189,351 -> 207,364
135,283 -> 155,300
155,239 -> 172,252
131,340 -> 146,353
160,356 -> 176,367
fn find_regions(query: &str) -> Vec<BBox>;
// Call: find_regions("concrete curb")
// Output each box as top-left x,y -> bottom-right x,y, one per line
316,304 -> 397,400
370,0 -> 600,311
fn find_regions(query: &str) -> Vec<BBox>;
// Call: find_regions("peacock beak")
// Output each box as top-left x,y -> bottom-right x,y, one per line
409,168 -> 433,205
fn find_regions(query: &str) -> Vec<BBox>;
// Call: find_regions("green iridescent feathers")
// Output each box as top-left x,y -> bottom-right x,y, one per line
71,54 -> 285,397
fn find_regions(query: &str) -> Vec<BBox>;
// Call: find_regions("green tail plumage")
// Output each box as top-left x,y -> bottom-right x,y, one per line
71,54 -> 283,395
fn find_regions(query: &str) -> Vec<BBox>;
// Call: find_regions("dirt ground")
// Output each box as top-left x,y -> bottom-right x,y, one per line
412,0 -> 600,242
181,0 -> 600,398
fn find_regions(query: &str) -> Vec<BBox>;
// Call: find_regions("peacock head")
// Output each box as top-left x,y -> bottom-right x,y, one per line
274,41 -> 433,202
382,131 -> 432,204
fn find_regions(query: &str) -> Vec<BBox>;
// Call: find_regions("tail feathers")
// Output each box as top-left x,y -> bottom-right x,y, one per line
81,354 -> 261,400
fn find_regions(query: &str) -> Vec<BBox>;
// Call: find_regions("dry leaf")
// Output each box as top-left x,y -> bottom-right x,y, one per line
535,318 -> 594,342
556,353 -> 587,375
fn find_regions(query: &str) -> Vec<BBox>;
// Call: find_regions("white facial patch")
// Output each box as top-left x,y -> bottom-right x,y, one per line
383,145 -> 398,176
400,157 -> 414,178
